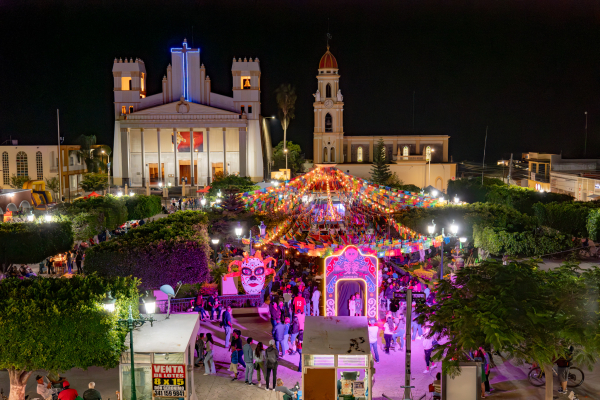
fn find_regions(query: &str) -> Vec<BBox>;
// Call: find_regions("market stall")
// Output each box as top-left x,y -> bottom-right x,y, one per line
119,313 -> 199,400
302,316 -> 373,400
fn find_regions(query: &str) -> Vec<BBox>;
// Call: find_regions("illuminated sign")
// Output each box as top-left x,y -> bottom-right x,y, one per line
152,364 -> 186,398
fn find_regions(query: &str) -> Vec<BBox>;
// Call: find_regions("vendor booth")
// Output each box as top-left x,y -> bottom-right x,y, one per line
302,316 -> 373,400
119,314 -> 199,400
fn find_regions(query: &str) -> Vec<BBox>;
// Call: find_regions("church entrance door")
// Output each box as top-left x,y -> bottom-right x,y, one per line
180,165 -> 191,185
148,163 -> 164,185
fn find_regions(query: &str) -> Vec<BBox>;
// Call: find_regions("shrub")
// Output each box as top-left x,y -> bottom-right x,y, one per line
533,201 -> 600,238
486,185 -> 572,215
473,225 -> 573,257
587,209 -> 600,241
70,195 -> 128,231
447,177 -> 505,204
84,211 -> 210,289
124,195 -> 162,220
0,222 -> 73,267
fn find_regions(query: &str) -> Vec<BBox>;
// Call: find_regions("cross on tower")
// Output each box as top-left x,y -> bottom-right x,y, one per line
171,39 -> 198,101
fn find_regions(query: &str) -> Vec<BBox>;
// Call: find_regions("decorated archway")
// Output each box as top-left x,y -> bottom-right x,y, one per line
324,245 -> 378,318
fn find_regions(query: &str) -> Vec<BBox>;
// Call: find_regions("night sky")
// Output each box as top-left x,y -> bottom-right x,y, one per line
1,0 -> 600,163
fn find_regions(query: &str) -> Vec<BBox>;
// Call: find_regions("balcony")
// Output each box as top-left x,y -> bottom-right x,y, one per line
393,155 -> 426,162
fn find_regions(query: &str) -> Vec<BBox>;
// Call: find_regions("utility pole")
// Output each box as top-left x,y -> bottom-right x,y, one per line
584,111 -> 588,157
56,109 -> 62,201
508,153 -> 513,184
403,289 -> 413,400
481,126 -> 488,185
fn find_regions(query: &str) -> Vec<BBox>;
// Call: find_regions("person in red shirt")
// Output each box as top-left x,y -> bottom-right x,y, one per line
293,293 -> 306,314
58,381 -> 78,400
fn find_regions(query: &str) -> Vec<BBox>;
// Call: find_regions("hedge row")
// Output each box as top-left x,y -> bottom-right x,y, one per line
84,211 -> 210,289
473,225 -> 573,257
533,201 -> 600,239
124,195 -> 162,220
0,221 -> 74,265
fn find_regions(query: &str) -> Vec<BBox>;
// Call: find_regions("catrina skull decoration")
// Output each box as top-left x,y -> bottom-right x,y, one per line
224,251 -> 276,294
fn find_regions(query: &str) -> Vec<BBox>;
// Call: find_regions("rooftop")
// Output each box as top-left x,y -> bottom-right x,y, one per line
125,313 -> 199,353
303,316 -> 369,355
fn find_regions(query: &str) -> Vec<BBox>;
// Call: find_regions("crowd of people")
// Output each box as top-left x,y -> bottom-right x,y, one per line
36,376 -> 102,400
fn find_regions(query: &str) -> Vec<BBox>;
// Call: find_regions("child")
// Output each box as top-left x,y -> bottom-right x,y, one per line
229,347 -> 239,381
349,294 -> 356,316
355,292 -> 363,316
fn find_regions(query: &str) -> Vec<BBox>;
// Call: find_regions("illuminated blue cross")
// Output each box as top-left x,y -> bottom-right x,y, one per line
171,39 -> 199,101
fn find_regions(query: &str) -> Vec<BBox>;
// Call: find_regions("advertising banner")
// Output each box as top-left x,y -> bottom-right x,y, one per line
152,364 -> 186,397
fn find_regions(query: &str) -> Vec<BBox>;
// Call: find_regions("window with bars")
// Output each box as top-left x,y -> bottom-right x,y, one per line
36,151 -> 43,180
2,152 -> 8,184
16,151 -> 28,177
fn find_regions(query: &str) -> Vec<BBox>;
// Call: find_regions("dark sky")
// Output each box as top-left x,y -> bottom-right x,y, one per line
1,0 -> 600,163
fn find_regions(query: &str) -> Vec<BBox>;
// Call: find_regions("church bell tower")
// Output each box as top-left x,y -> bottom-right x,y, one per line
313,46 -> 344,164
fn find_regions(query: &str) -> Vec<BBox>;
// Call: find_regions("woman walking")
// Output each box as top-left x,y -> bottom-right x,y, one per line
254,342 -> 266,388
383,315 -> 395,354
203,333 -> 216,375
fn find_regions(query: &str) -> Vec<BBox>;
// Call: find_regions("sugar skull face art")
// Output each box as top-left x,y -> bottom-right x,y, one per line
224,251 -> 276,294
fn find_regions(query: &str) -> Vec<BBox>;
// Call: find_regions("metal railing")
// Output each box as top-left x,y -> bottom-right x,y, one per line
156,294 -> 262,313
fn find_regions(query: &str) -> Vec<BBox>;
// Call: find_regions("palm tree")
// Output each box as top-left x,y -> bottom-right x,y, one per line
275,84 -> 297,153
75,135 -> 111,173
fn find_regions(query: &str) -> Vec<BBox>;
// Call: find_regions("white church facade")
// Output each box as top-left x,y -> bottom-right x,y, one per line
312,47 -> 457,191
112,40 -> 265,187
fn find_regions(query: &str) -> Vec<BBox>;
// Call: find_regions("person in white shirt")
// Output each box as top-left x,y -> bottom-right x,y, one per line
423,334 -> 435,373
36,375 -> 56,400
367,319 -> 380,363
383,316 -> 395,354
311,288 -> 321,316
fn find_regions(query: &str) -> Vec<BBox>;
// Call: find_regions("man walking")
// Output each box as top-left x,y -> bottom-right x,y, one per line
368,319 -> 380,363
206,294 -> 215,320
232,329 -> 246,369
243,337 -> 255,385
221,306 -> 233,349
83,382 -> 102,400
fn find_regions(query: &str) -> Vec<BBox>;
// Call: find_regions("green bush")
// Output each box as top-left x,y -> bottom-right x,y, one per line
587,209 -> 600,241
70,195 -> 128,231
447,177 -> 505,204
124,195 -> 162,220
533,201 -> 600,238
0,221 -> 73,266
486,185 -> 573,216
473,225 -> 573,257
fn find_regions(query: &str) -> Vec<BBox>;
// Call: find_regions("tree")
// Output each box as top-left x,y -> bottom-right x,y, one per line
0,275 -> 140,400
44,177 -> 60,201
221,190 -> 246,215
208,174 -> 259,198
275,84 -> 297,153
370,138 -> 391,184
272,141 -> 306,176
79,173 -> 109,192
0,222 -> 73,274
75,135 -> 111,173
416,259 -> 600,400
9,174 -> 30,189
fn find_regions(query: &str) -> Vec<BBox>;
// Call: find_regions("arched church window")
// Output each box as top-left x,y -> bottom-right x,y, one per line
357,147 -> 363,163
403,146 -> 409,156
426,146 -> 432,161
325,113 -> 332,132
36,151 -> 43,180
323,147 -> 329,162
326,83 -> 332,98
16,151 -> 28,177
330,147 -> 335,162
129,106 -> 134,114
121,106 -> 126,115
2,152 -> 9,184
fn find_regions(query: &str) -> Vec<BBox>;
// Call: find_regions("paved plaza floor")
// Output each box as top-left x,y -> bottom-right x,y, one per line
1,313 -> 599,400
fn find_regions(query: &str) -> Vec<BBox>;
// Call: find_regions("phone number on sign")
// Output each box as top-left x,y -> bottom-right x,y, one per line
153,390 -> 185,397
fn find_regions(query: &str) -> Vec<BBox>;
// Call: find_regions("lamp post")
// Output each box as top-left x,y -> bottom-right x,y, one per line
200,197 -> 206,209
428,148 -> 435,188
428,219 -> 447,280
115,305 -> 155,400
211,238 -> 220,265
284,148 -> 288,173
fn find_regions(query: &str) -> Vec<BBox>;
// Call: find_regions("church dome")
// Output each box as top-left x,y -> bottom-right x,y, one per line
319,46 -> 338,69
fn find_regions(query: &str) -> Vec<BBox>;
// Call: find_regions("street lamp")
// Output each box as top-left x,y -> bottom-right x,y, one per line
284,148 -> 288,171
142,291 -> 157,315
431,189 -> 438,197
117,191 -> 123,197
272,180 -> 279,187
259,221 -> 266,237
450,220 -> 458,236
45,214 -> 52,222
211,238 -> 220,265
102,292 -> 116,313
27,212 -> 34,222
454,196 -> 459,204
459,237 -> 467,249
235,222 -> 243,239
428,148 -> 435,188
201,197 -> 206,208
115,305 -> 155,400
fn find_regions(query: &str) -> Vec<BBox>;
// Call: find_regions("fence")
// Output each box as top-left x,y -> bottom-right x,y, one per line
156,294 -> 262,313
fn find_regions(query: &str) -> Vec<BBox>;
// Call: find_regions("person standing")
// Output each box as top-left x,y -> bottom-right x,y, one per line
75,251 -> 83,274
479,347 -> 493,394
269,301 -> 281,330
288,315 -> 300,355
423,335 -> 434,373
254,342 -> 266,388
355,292 -> 363,316
231,329 -> 246,369
556,346 -> 574,395
282,317 -> 291,355
383,316 -> 395,354
368,319 -> 380,363
221,306 -> 233,349
243,337 -> 255,385
66,252 -> 73,274
303,285 -> 311,316
194,293 -> 207,321
348,294 -> 356,317
265,340 -> 279,391
392,317 -> 405,351
311,287 -> 321,316
206,294 -> 215,321
194,333 -> 205,367
293,290 -> 306,315
83,382 -> 102,400
229,347 -> 239,381
203,333 -> 216,375
273,319 -> 287,356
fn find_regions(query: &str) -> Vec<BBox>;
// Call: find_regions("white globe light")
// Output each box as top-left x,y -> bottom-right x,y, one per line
45,214 -> 52,222
432,190 -> 438,197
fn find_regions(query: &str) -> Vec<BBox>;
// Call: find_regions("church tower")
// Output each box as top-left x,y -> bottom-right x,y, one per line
313,46 -> 344,163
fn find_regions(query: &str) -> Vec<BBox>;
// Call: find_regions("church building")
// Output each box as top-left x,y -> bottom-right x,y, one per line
112,40 -> 265,187
312,47 -> 457,191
